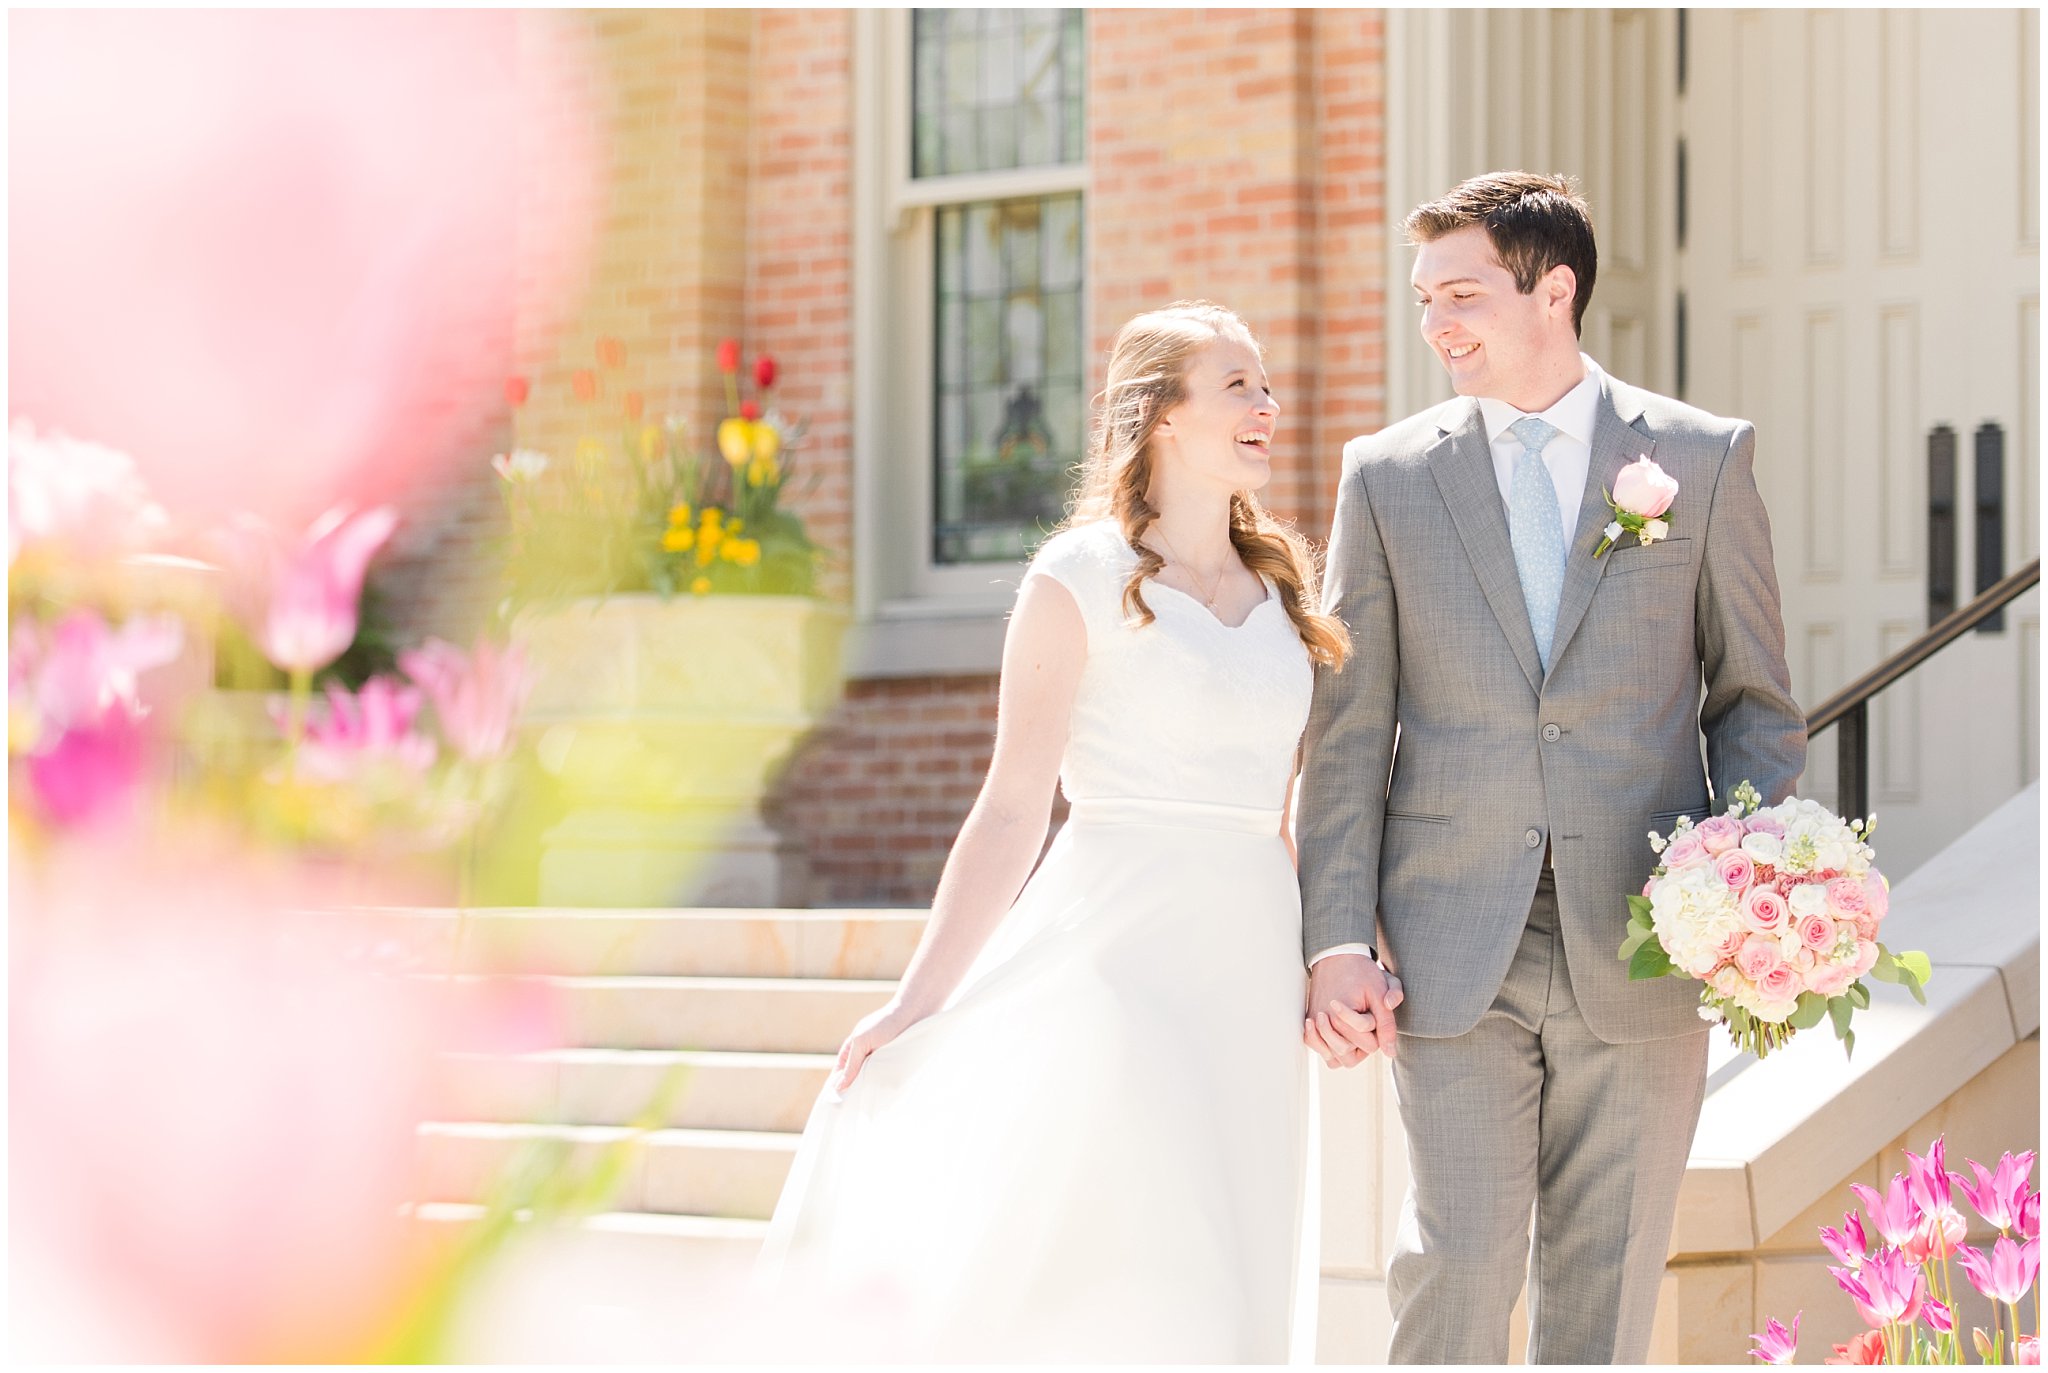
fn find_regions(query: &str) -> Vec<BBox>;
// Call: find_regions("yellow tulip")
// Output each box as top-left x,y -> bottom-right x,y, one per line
691,575 -> 712,596
661,526 -> 694,553
750,421 -> 781,465
717,418 -> 752,467
747,454 -> 780,488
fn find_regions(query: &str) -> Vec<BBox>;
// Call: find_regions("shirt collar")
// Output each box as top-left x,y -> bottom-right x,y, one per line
1478,353 -> 1601,449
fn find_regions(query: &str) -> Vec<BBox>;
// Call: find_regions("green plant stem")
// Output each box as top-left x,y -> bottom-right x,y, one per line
284,666 -> 313,775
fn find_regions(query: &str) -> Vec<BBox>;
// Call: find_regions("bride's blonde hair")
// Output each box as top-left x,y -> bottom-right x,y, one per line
1063,301 -> 1351,669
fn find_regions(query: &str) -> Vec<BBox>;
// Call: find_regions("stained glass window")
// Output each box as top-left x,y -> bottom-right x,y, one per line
912,8 -> 1085,179
933,192 -> 1086,565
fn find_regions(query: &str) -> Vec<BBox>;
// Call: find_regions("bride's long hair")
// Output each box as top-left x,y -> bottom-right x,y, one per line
1063,301 -> 1352,670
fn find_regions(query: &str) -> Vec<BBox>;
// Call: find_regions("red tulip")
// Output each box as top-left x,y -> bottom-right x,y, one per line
754,354 -> 778,390
571,369 -> 598,402
596,336 -> 626,369
623,390 -> 645,420
740,400 -> 762,422
504,375 -> 530,408
716,337 -> 741,374
1824,1330 -> 1886,1365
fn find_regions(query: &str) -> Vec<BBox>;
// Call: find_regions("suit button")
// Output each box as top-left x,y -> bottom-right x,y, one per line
1542,723 -> 1562,742
1525,828 -> 1543,849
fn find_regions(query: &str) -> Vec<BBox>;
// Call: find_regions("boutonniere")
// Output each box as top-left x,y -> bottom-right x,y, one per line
1592,455 -> 1679,558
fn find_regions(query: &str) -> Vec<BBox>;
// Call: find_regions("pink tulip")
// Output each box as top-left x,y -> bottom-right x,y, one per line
1923,1297 -> 1954,1334
1832,1247 -> 1925,1326
1851,1178 -> 1921,1248
285,677 -> 436,782
1904,1139 -> 1953,1214
1749,1312 -> 1800,1364
228,507 -> 397,675
1715,848 -> 1757,892
1953,1152 -> 2037,1232
2020,1190 -> 2040,1240
11,610 -> 184,825
1612,454 -> 1679,518
2020,1334 -> 2041,1365
1822,1211 -> 1870,1270
1903,1207 -> 1966,1265
1956,1236 -> 2040,1306
399,635 -> 533,763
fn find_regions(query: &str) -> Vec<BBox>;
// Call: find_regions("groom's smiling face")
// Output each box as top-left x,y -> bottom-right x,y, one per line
1411,224 -> 1578,409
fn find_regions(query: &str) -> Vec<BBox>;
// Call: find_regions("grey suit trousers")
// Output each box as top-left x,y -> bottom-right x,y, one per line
1385,874 -> 1709,1364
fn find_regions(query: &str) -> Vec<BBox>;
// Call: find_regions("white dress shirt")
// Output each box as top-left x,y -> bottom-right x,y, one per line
1306,356 -> 1602,970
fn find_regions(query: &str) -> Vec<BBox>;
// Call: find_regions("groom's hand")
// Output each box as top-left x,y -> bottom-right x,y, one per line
1304,953 -> 1404,1067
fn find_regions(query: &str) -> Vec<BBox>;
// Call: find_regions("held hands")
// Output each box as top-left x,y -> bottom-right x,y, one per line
1303,952 -> 1404,1069
832,997 -> 931,1094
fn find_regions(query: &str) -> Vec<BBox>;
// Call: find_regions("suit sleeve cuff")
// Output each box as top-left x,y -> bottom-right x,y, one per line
1309,942 -> 1377,968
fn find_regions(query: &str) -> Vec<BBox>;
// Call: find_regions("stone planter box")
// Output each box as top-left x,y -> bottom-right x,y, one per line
514,595 -> 849,908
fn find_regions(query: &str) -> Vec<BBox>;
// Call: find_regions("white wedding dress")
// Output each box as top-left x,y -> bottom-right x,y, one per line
757,519 -> 1319,1362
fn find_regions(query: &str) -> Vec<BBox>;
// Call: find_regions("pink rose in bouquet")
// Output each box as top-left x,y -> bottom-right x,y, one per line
1743,886 -> 1790,934
1714,848 -> 1756,891
1695,813 -> 1744,854
1798,913 -> 1840,953
1663,830 -> 1710,868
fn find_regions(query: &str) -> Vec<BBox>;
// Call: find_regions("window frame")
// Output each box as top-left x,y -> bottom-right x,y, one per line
849,8 -> 1089,678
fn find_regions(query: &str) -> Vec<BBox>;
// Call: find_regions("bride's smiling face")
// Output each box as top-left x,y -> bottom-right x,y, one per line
1150,335 -> 1280,495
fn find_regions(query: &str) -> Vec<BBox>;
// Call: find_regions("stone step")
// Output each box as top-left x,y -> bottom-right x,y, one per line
350,906 -> 927,980
438,975 -> 894,1054
411,1200 -> 767,1258
439,1048 -> 835,1134
417,1122 -> 799,1220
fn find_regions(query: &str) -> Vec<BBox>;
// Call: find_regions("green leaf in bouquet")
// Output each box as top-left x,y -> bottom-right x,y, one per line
1788,992 -> 1829,1031
1627,939 -> 1674,981
1626,894 -> 1654,923
1848,981 -> 1871,1009
1618,925 -> 1655,961
1894,949 -> 1933,993
1827,994 -> 1855,1042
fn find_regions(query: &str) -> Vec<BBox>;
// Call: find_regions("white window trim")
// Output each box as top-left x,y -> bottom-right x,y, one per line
849,8 -> 1089,680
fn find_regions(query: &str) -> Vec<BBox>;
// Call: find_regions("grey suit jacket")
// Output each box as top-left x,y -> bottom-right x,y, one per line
1297,365 -> 1808,1043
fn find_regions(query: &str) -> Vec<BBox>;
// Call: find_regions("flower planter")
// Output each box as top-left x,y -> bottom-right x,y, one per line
513,594 -> 848,907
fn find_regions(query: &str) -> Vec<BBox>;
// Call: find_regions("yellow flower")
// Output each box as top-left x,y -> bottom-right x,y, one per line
746,454 -> 780,488
696,532 -> 720,566
661,525 -> 694,553
639,425 -> 663,464
667,502 -> 692,526
750,421 -> 781,465
701,506 -> 723,526
728,518 -> 743,535
690,575 -> 712,596
717,418 -> 752,467
719,540 -> 740,563
734,538 -> 761,567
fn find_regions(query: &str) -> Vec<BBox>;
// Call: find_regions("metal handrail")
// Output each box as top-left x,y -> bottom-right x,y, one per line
1806,557 -> 2040,818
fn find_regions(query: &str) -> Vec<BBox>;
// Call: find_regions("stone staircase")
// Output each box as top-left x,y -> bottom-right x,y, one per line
381,907 -> 925,1267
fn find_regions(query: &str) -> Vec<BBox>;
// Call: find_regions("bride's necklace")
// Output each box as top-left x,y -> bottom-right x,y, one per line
1150,526 -> 1232,609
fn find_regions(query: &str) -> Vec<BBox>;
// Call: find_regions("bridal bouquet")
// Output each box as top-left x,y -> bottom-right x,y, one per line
1616,782 -> 1930,1059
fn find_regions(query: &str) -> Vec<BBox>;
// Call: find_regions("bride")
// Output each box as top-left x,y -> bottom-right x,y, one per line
756,302 -> 1384,1362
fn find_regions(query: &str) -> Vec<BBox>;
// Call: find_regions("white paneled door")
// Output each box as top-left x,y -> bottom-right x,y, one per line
1680,7 -> 2040,875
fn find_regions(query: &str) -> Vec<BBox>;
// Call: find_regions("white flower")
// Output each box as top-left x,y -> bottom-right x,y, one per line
491,449 -> 551,483
1788,883 -> 1830,918
1740,832 -> 1785,864
1815,840 -> 1851,872
1641,518 -> 1670,543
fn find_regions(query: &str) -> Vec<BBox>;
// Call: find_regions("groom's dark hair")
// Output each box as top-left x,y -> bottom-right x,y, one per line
1403,172 -> 1598,336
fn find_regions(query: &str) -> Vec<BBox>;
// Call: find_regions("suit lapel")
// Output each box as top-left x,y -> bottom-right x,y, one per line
1547,376 -> 1655,675
1427,399 -> 1544,693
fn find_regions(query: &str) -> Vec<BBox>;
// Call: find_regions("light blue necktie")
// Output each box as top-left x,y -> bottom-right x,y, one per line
1507,416 -> 1566,672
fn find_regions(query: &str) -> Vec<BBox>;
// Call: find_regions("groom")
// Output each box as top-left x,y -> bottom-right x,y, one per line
1297,172 -> 1806,1363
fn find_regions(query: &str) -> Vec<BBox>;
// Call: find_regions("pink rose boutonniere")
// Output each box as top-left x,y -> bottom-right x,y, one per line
1593,455 -> 1679,557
